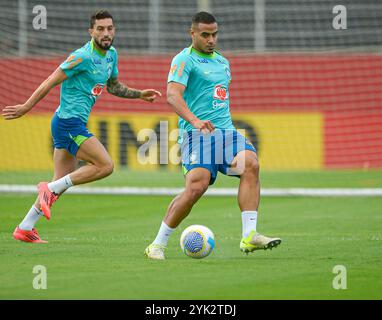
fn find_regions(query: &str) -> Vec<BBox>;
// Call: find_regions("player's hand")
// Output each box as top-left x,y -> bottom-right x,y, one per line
1,104 -> 30,120
140,89 -> 162,102
190,118 -> 215,134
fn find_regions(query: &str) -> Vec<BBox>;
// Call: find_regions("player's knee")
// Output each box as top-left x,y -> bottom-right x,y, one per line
104,161 -> 114,176
99,160 -> 114,178
244,156 -> 260,176
186,182 -> 209,202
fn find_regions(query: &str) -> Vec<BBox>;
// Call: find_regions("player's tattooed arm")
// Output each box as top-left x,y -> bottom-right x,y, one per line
106,78 -> 141,99
107,78 -> 162,102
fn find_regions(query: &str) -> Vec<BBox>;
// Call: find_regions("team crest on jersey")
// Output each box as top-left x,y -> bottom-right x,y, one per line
91,83 -> 104,96
213,84 -> 228,101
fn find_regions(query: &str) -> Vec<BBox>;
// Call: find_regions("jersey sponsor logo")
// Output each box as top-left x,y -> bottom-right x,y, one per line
106,57 -> 114,63
197,58 -> 209,63
93,59 -> 102,65
213,84 -> 228,101
212,100 -> 227,110
91,83 -> 104,96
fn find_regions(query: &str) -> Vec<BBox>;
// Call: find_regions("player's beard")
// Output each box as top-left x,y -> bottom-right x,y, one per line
94,37 -> 114,51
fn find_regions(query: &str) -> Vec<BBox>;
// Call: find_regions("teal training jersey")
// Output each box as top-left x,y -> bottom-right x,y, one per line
167,46 -> 235,142
56,39 -> 118,123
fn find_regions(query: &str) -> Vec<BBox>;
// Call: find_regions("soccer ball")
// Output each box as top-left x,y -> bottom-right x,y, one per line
180,225 -> 215,259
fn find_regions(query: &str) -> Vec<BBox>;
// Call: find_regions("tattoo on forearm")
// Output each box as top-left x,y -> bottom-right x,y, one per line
107,79 -> 141,99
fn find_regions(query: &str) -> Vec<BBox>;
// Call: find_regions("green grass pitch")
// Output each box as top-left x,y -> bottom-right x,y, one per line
0,170 -> 381,299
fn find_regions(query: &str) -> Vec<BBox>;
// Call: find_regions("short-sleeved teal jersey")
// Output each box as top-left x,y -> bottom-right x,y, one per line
56,39 -> 118,123
167,46 -> 235,142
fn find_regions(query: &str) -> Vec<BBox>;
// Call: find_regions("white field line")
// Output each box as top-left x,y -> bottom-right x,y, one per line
1,185 -> 382,197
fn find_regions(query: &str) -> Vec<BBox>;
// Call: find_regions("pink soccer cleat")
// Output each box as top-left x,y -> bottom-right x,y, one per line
13,226 -> 48,243
37,182 -> 59,220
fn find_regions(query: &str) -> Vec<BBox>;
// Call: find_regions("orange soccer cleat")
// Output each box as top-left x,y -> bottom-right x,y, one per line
37,182 -> 59,220
13,226 -> 48,243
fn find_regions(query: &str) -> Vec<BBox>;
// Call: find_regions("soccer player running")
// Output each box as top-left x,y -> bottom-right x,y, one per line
2,10 -> 161,243
145,12 -> 281,260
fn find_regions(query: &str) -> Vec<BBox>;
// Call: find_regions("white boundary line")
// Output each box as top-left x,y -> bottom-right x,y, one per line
0,185 -> 382,196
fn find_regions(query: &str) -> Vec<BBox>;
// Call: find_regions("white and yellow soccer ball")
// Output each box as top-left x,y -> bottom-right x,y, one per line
180,225 -> 215,259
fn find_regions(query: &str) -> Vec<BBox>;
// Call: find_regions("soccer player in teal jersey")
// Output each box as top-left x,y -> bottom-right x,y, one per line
2,10 -> 161,243
145,12 -> 281,259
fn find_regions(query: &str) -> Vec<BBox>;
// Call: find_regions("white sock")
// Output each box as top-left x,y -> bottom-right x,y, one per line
153,221 -> 175,247
19,206 -> 44,231
242,210 -> 258,238
48,174 -> 73,194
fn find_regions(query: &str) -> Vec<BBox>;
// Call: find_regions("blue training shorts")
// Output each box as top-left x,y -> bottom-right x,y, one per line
181,129 -> 257,185
51,112 -> 93,156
